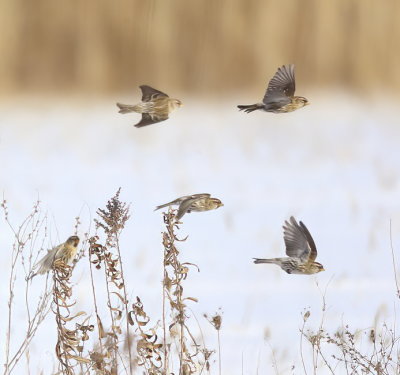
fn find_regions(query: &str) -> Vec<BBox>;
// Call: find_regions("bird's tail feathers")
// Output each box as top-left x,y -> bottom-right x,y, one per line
253,257 -> 279,264
116,103 -> 137,114
237,103 -> 262,113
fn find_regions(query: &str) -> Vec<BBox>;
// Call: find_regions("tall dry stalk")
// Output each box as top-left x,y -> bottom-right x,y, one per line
2,198 -> 52,375
52,258 -> 91,375
128,297 -> 163,374
204,312 -> 222,375
389,220 -> 400,299
161,209 -> 205,375
88,188 -> 133,374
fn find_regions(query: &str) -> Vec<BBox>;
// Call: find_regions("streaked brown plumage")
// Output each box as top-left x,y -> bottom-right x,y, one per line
238,64 -> 309,114
30,235 -> 80,278
117,85 -> 182,128
253,217 -> 324,275
155,193 -> 223,220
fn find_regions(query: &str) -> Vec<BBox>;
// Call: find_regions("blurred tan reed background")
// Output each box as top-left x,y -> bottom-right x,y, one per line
1,0 -> 400,96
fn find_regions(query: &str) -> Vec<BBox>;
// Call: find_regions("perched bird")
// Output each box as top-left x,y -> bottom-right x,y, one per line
253,217 -> 324,275
117,85 -> 182,128
30,235 -> 80,278
155,193 -> 223,220
237,64 -> 309,114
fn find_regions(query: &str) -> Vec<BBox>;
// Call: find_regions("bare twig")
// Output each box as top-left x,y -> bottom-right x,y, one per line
2,199 -> 53,375
389,219 -> 400,299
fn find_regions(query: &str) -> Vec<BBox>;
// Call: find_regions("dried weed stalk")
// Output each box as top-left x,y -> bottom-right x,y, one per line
162,209 -> 203,375
52,259 -> 91,375
88,188 -> 133,374
128,297 -> 163,374
204,311 -> 223,375
389,220 -> 400,299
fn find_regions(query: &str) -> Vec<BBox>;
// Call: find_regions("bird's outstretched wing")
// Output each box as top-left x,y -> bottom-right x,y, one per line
139,85 -> 169,102
33,243 -> 63,275
135,113 -> 168,128
283,216 -> 317,262
263,64 -> 295,105
299,220 -> 317,262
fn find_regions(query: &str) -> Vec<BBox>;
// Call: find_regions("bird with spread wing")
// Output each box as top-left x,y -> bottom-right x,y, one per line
253,217 -> 324,275
238,64 -> 309,114
117,85 -> 182,128
29,235 -> 80,279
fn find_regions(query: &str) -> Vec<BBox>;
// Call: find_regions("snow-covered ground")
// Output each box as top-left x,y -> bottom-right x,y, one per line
1,93 -> 400,374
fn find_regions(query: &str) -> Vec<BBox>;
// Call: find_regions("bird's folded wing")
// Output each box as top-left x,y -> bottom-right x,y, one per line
263,64 -> 295,104
176,196 -> 205,220
140,85 -> 169,102
283,216 -> 315,261
188,193 -> 210,199
155,194 -> 210,213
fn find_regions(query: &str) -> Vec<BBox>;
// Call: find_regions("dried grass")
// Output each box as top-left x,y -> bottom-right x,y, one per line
1,1 -> 400,95
3,193 -> 400,374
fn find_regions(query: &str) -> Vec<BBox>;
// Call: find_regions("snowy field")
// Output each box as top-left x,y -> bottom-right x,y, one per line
1,93 -> 400,374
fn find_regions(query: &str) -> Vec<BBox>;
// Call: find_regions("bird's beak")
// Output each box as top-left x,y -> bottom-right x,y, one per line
320,267 -> 325,272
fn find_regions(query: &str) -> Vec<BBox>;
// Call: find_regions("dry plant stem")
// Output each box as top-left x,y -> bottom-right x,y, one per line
162,209 -> 201,375
94,189 -> 132,374
389,219 -> 400,298
52,258 -> 93,375
299,317 -> 308,375
101,250 -> 119,368
314,280 -> 335,375
265,339 -> 279,375
52,262 -> 73,374
162,258 -> 169,374
3,200 -> 52,375
217,330 -> 221,375
88,239 -> 104,354
51,258 -> 93,375
8,278 -> 52,373
115,237 -> 133,372
163,211 -> 187,374
189,309 -> 214,375
4,240 -> 21,375
129,297 -> 163,374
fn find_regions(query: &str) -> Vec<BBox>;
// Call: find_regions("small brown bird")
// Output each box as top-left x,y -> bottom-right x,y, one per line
253,217 -> 324,275
238,64 -> 309,114
30,236 -> 80,278
155,193 -> 223,220
117,85 -> 182,128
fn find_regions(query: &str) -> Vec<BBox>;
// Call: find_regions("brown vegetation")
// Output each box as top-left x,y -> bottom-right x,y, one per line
2,191 -> 222,374
1,1 -> 400,95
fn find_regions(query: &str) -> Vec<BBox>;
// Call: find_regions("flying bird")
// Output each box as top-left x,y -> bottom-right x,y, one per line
155,193 -> 223,220
237,64 -> 309,114
253,217 -> 324,275
29,235 -> 80,279
117,85 -> 182,128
